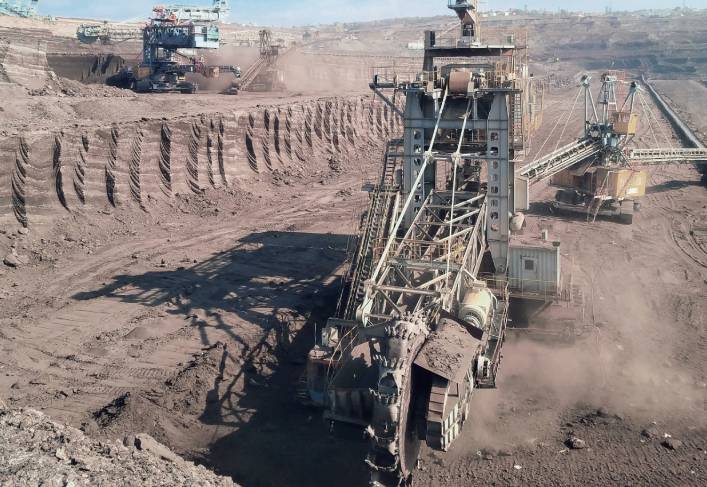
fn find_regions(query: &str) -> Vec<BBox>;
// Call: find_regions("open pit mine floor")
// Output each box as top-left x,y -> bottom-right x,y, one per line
0,14 -> 706,487
0,89 -> 705,487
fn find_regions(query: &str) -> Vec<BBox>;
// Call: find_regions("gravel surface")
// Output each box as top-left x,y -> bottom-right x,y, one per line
0,403 -> 237,487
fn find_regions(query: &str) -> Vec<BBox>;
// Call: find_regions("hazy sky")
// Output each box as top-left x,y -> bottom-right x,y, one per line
38,1 -> 701,25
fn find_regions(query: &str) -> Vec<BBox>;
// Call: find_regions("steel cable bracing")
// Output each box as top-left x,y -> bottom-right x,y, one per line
638,90 -> 674,148
530,85 -> 583,162
636,90 -> 674,183
552,85 -> 583,154
369,86 -> 450,286
638,92 -> 663,151
446,97 -> 473,288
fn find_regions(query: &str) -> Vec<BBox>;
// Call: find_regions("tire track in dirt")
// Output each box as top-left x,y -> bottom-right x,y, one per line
129,127 -> 144,206
245,112 -> 259,173
206,126 -> 216,188
52,133 -> 68,210
38,160 -> 373,302
186,121 -> 202,193
73,134 -> 89,205
217,117 -> 227,186
645,169 -> 707,269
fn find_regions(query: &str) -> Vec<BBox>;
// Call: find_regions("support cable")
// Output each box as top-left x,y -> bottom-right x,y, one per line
370,86 -> 450,284
446,97 -> 473,287
531,85 -> 582,162
638,90 -> 674,149
636,90 -> 674,182
552,86 -> 583,154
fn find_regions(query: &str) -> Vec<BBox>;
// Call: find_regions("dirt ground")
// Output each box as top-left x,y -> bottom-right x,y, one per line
1,10 -> 707,487
652,80 -> 707,143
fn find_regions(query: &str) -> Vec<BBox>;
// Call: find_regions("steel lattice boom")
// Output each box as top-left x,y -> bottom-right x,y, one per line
515,73 -> 706,224
304,2 -> 539,486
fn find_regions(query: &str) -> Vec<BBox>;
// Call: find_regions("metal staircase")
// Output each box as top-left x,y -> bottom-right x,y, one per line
340,139 -> 402,321
518,137 -> 603,184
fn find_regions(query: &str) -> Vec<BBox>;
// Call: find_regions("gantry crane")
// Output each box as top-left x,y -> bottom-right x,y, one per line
304,2 -> 555,486
516,72 -> 707,223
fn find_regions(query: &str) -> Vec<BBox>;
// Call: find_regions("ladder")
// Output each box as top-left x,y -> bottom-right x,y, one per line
588,172 -> 610,222
510,91 -> 524,150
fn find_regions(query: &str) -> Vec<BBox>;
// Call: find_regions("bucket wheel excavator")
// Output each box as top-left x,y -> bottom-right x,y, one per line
305,2 -> 541,485
97,1 -> 241,94
515,72 -> 707,224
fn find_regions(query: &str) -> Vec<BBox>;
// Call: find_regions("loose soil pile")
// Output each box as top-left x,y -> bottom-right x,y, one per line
0,403 -> 238,487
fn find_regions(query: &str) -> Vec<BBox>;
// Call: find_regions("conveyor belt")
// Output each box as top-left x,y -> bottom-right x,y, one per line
627,147 -> 707,164
517,137 -> 603,184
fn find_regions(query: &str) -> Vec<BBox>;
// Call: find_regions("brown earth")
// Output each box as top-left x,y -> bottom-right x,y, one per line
1,10 -> 706,487
0,404 -> 238,487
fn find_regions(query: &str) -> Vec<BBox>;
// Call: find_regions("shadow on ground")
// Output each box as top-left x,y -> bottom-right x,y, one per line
646,179 -> 704,194
73,231 -> 368,487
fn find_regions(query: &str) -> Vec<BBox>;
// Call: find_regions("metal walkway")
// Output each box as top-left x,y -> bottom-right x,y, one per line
517,137 -> 602,184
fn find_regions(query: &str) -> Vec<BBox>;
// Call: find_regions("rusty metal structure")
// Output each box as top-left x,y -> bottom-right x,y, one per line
516,71 -> 707,223
305,2 -> 554,485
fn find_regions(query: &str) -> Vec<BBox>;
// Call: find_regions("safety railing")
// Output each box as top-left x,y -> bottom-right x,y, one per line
518,137 -> 602,184
480,273 -> 568,302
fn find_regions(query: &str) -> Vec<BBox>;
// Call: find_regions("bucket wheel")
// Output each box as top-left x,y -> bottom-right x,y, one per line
366,314 -> 429,487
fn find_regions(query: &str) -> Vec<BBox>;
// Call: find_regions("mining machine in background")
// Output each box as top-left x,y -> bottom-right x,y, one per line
516,72 -> 707,224
95,1 -> 241,94
0,0 -> 39,18
226,29 -> 288,94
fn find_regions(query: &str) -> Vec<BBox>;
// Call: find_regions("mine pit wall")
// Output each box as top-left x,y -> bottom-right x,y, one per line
46,53 -> 128,84
0,95 -> 404,229
280,52 -> 420,95
1,40 -> 51,90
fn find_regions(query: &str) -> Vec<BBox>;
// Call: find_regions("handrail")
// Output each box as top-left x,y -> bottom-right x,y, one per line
518,137 -> 602,184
